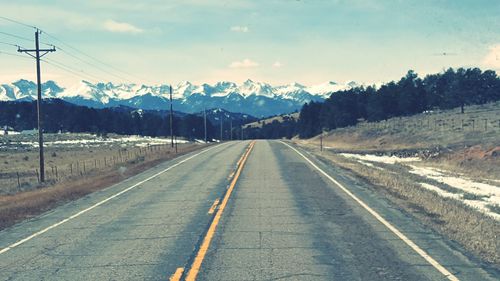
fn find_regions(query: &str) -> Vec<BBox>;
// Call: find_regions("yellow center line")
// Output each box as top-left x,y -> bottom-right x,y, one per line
185,140 -> 256,281
207,199 -> 220,214
169,267 -> 184,281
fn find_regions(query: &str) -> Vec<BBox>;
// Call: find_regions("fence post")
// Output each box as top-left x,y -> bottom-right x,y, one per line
35,169 -> 40,183
16,171 -> 21,189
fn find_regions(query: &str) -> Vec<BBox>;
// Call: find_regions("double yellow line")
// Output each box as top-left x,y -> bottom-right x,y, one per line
171,140 -> 256,281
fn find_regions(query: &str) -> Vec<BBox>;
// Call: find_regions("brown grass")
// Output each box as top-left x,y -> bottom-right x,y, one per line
0,143 -> 209,230
422,145 -> 500,181
245,112 -> 299,128
0,134 -> 200,194
305,102 -> 500,153
298,143 -> 500,267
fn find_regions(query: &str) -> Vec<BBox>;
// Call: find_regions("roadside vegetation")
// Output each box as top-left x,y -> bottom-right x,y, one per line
302,146 -> 500,266
295,101 -> 500,266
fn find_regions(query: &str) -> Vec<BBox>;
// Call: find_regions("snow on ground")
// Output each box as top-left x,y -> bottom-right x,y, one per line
419,183 -> 461,199
340,153 -> 420,164
13,135 -> 192,148
338,152 -> 500,220
418,182 -> 500,220
409,165 -> 500,198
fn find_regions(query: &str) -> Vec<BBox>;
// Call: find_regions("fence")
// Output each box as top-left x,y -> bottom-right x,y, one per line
0,143 -> 178,194
359,116 -> 500,133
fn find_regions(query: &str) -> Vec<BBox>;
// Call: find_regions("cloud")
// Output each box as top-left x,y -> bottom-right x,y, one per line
482,44 -> 500,69
103,19 -> 143,33
272,61 -> 283,68
230,25 -> 249,33
229,59 -> 259,68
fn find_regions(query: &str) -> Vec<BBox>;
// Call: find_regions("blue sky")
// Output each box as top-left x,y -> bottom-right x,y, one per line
0,0 -> 499,87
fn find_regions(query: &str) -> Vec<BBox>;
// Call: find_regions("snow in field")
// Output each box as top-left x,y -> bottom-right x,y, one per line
15,135 -> 192,148
409,165 -> 500,199
409,165 -> 500,220
340,153 -> 420,164
418,182 -> 500,220
340,152 -> 500,220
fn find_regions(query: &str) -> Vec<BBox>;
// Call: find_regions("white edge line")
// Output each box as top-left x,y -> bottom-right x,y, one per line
280,141 -> 460,281
0,144 -> 222,255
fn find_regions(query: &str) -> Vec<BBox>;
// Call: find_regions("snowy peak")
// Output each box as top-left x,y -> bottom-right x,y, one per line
306,81 -> 359,98
0,79 -> 360,117
238,79 -> 274,98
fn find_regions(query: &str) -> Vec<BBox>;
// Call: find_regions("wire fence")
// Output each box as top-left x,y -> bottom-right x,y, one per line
0,143 -> 179,194
359,117 -> 500,133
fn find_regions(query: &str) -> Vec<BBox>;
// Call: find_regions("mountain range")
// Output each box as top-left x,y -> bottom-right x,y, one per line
0,79 -> 359,117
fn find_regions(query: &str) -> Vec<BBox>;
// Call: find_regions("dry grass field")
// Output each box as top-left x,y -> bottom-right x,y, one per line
0,133 -> 209,229
245,112 -> 299,128
296,102 -> 500,266
306,101 -> 500,179
0,133 -> 196,194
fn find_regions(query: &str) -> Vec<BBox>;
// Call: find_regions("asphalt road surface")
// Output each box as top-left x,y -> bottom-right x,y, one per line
0,140 -> 498,280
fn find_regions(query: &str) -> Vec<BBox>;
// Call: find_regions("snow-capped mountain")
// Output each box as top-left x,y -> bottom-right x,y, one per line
0,79 -> 359,117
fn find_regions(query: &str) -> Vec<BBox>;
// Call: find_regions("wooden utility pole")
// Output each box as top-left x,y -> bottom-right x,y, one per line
220,113 -> 223,142
204,107 -> 207,143
169,85 -> 174,148
18,29 -> 55,183
230,118 -> 233,141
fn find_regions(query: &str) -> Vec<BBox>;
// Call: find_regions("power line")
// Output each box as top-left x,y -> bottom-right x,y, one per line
0,15 -> 159,85
1,16 -> 159,85
0,16 -> 36,29
0,41 -> 22,48
0,31 -> 33,43
41,30 -> 159,84
41,58 -> 101,83
0,49 -> 32,59
53,45 -> 136,84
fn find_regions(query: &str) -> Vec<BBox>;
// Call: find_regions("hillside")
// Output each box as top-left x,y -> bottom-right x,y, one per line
244,112 -> 299,128
301,101 -> 500,179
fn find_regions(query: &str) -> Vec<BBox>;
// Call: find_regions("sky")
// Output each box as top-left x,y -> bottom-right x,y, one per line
0,0 -> 499,87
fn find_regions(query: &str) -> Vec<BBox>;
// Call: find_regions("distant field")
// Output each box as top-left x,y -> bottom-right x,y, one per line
0,133 -> 194,194
245,112 -> 299,128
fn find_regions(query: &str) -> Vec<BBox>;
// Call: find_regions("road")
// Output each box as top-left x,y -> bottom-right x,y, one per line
0,140 -> 498,280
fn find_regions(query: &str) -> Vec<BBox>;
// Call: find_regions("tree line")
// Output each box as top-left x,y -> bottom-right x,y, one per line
247,67 -> 500,139
0,99 -> 223,140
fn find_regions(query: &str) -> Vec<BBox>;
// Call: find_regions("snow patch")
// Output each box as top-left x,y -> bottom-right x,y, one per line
340,153 -> 420,164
